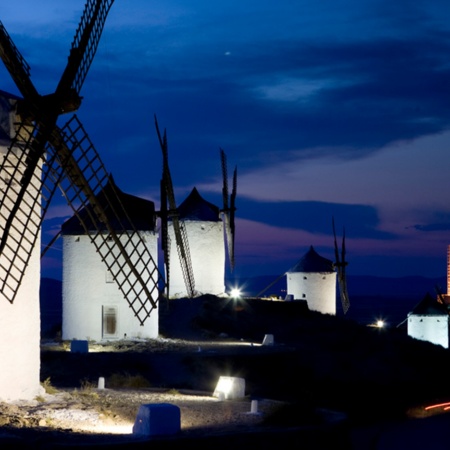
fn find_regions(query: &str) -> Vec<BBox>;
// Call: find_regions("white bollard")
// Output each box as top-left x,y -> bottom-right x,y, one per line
98,377 -> 105,390
262,334 -> 274,346
251,400 -> 259,414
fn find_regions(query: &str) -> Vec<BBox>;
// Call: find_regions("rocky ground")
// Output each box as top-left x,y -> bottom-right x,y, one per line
1,295 -> 450,448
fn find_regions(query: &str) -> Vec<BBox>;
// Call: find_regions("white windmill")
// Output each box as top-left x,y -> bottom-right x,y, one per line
286,246 -> 337,314
61,178 -> 160,342
285,220 -> 350,315
155,118 -> 237,299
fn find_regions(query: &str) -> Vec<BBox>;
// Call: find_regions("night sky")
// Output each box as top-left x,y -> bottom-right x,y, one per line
1,1 -> 450,281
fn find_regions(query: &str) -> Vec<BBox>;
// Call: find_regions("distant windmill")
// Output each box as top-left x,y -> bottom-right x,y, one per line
155,118 -> 237,298
332,217 -> 350,314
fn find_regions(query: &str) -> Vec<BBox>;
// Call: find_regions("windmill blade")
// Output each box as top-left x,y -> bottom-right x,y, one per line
155,116 -> 195,298
0,1 -> 115,270
56,0 -> 115,107
53,115 -> 163,325
220,149 -> 229,212
332,216 -> 340,267
220,149 -> 237,271
332,218 -> 350,314
229,165 -> 237,271
159,177 -> 171,298
0,122 -> 65,303
0,21 -> 39,102
339,228 -> 350,313
220,149 -> 231,264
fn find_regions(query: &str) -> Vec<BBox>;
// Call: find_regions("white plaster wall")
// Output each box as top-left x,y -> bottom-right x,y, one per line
62,232 -> 159,341
167,220 -> 225,298
0,237 -> 42,401
407,315 -> 449,348
286,272 -> 337,315
0,116 -> 42,401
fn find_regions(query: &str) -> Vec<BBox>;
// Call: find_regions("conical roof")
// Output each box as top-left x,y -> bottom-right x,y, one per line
410,293 -> 449,316
288,245 -> 334,273
175,187 -> 220,222
61,176 -> 156,234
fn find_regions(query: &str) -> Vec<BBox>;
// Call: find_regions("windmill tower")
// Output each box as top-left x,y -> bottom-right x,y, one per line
166,187 -> 225,297
61,178 -> 160,341
0,1 -> 162,400
285,221 -> 350,315
407,293 -> 449,348
286,246 -> 337,314
155,120 -> 237,299
0,91 -> 42,401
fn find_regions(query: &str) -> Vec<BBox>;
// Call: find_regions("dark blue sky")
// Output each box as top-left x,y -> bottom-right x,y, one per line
2,0 -> 450,280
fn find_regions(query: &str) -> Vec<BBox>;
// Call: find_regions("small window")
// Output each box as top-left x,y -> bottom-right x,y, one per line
302,294 -> 306,298
102,306 -> 118,338
303,276 -> 307,280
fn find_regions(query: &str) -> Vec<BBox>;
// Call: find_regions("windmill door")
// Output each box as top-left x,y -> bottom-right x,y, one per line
102,306 -> 118,339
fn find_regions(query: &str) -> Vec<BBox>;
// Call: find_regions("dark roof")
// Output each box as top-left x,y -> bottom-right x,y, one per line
288,246 -> 334,273
410,293 -> 449,316
61,177 -> 156,234
174,187 -> 220,222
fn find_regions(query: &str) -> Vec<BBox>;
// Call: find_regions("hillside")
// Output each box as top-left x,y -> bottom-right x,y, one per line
41,294 -> 450,428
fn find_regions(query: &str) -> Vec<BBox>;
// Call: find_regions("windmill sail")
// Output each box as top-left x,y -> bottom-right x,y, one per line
53,116 -> 163,324
220,149 -> 237,271
155,116 -> 195,298
0,120 -> 62,302
0,1 -> 163,323
332,218 -> 350,314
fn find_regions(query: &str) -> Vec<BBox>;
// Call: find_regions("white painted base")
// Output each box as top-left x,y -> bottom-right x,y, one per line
408,314 -> 449,348
62,233 -> 159,342
168,220 -> 226,298
0,245 -> 42,401
287,272 -> 337,315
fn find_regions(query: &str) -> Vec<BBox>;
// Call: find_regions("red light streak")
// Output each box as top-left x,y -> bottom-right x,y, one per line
424,402 -> 450,410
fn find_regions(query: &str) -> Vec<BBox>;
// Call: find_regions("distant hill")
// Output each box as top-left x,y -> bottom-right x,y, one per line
226,274 -> 447,327
226,274 -> 447,299
40,274 -> 447,337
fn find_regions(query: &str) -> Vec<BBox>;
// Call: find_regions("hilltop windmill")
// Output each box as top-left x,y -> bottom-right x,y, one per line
332,218 -> 350,314
155,118 -> 237,298
260,219 -> 350,315
0,0 -> 163,326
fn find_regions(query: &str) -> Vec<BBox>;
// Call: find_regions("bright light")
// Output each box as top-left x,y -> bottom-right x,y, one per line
230,288 -> 241,299
368,319 -> 386,328
213,376 -> 246,400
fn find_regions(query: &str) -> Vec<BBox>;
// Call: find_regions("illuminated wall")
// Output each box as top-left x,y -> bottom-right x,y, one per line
166,188 -> 226,298
0,94 -> 43,401
407,314 -> 449,348
168,220 -> 225,298
287,271 -> 337,315
62,232 -> 159,341
286,246 -> 337,315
